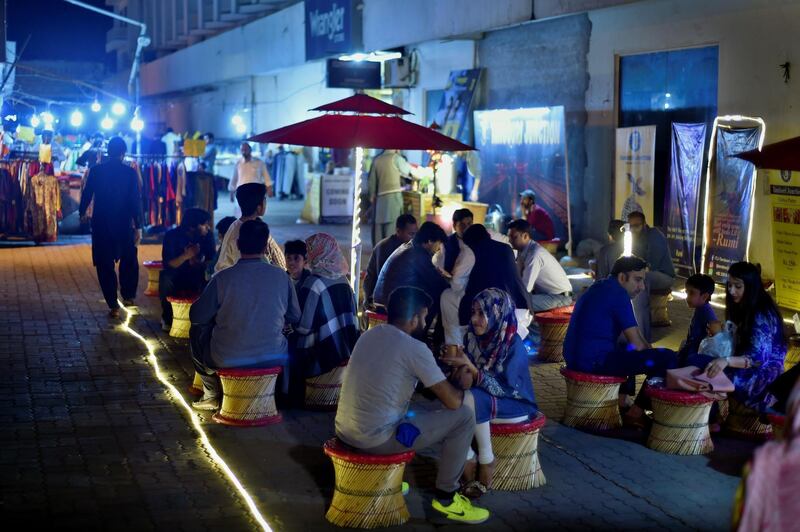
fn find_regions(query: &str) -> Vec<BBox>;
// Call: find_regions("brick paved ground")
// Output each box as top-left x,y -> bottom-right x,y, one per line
1,216 -> 760,530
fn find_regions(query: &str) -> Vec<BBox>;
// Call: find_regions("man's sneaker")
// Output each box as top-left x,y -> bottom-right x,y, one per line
122,299 -> 135,307
432,493 -> 490,524
192,396 -> 220,411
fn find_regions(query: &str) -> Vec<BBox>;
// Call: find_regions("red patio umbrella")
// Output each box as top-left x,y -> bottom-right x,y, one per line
248,94 -> 475,293
734,135 -> 800,171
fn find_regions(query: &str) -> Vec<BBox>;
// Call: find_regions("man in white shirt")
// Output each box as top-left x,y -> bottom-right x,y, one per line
229,142 -> 272,202
507,219 -> 573,312
215,183 -> 286,273
161,127 -> 181,157
436,209 -> 476,349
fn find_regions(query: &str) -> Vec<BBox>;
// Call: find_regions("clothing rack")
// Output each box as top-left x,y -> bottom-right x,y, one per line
0,157 -> 59,243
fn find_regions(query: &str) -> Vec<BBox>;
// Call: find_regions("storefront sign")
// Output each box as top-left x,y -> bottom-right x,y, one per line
473,106 -> 571,246
665,123 -> 706,274
614,125 -> 656,224
771,169 -> 800,310
305,0 -> 362,61
321,172 -> 354,220
431,69 -> 482,145
702,122 -> 763,283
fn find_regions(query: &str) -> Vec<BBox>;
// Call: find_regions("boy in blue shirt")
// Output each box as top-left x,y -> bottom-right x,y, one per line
678,273 -> 717,365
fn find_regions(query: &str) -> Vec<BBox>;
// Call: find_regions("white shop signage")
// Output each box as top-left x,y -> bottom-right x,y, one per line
321,172 -> 354,218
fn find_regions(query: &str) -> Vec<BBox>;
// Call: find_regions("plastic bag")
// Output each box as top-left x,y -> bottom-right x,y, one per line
698,320 -> 736,358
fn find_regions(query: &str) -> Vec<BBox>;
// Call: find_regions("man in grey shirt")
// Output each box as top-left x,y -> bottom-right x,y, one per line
190,219 -> 300,410
335,286 -> 489,525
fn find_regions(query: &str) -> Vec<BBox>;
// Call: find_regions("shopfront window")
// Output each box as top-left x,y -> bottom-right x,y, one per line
618,46 -> 718,226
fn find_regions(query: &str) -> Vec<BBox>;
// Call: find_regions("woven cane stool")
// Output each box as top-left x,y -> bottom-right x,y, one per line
650,288 -> 672,327
142,260 -> 163,296
536,238 -> 560,255
784,334 -> 800,372
560,368 -> 627,430
767,413 -> 786,440
166,295 -> 198,338
646,388 -> 714,455
213,367 -> 283,427
188,371 -> 203,397
490,412 -> 547,490
365,310 -> 388,330
305,363 -> 347,410
323,438 -> 415,529
535,311 -> 572,362
725,398 -> 772,440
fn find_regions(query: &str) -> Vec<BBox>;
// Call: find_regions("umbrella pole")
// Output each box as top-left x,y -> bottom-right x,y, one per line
350,147 -> 364,297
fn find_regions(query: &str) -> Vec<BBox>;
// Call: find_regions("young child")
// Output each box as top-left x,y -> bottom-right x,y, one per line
284,240 -> 310,287
678,273 -> 717,365
206,216 -> 236,278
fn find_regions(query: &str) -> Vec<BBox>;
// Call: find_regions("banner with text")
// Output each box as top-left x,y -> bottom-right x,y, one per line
771,169 -> 800,310
703,125 -> 761,283
432,69 -> 482,145
666,123 -> 706,274
615,126 -> 656,224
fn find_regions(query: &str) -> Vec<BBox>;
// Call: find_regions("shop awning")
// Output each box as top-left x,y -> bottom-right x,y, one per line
310,94 -> 411,116
734,135 -> 800,172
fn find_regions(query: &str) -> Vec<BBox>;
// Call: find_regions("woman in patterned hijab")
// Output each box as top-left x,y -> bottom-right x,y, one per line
305,233 -> 348,279
442,287 -> 538,496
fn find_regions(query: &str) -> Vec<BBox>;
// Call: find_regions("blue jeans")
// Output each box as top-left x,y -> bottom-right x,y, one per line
594,348 -> 678,407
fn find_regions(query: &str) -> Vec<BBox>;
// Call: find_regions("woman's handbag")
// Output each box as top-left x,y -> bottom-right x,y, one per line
666,365 -> 735,400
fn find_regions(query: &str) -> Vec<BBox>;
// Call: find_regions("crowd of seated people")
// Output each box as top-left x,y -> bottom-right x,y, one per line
158,200 -> 797,527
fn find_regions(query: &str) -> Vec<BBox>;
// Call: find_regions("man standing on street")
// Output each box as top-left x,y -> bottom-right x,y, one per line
228,142 -> 272,203
369,149 -> 417,243
79,137 -> 142,318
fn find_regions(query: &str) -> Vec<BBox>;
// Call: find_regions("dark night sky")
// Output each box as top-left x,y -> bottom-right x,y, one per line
8,0 -> 113,64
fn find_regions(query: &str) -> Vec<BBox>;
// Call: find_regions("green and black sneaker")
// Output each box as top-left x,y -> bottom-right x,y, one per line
432,493 -> 490,524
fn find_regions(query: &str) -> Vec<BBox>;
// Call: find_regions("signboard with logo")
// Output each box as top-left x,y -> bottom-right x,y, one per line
614,126 -> 656,224
305,0 -> 362,61
701,120 -> 763,284
771,169 -> 800,310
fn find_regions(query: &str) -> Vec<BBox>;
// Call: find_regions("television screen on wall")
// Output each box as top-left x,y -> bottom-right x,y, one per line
326,59 -> 381,89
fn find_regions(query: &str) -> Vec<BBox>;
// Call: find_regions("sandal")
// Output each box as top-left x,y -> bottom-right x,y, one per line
460,480 -> 487,500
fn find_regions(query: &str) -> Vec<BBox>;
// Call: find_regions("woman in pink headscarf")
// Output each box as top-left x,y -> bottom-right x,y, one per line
289,233 -> 360,404
735,378 -> 800,531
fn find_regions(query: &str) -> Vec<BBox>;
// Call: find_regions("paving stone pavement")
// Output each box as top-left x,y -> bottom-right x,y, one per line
1,238 -> 759,531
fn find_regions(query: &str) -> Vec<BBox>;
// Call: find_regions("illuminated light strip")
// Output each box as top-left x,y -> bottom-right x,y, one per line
700,115 -> 766,274
672,289 -> 795,325
118,303 -> 273,532
350,147 -> 364,294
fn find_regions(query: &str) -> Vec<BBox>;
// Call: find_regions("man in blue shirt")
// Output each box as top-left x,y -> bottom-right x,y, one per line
564,256 -> 677,422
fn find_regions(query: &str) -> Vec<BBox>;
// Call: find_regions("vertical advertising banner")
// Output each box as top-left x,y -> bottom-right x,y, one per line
702,124 -> 762,283
432,69 -> 482,145
473,107 -> 570,244
666,123 -> 706,274
771,169 -> 800,310
615,126 -> 656,224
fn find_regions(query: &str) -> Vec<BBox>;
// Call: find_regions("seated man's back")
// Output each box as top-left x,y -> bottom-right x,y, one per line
336,323 -> 445,449
195,258 -> 300,368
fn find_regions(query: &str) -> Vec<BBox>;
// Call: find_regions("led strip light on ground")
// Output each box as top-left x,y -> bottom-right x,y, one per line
118,302 -> 272,531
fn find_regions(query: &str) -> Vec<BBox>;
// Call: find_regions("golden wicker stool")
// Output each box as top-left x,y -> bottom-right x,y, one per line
725,398 -> 772,440
535,311 -> 571,363
166,295 -> 198,339
536,238 -> 561,255
143,260 -> 163,297
650,288 -> 672,327
490,412 -> 547,490
188,371 -> 204,397
305,364 -> 347,410
213,367 -> 283,426
560,367 -> 627,430
767,413 -> 786,440
323,438 -> 415,529
365,310 -> 388,330
646,388 -> 714,455
784,334 -> 800,372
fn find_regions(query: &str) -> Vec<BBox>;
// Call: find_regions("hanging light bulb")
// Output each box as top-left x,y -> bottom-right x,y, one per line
91,100 -> 102,113
231,114 -> 244,126
41,111 -> 55,126
100,115 -> 115,130
111,101 -> 126,116
130,116 -> 144,133
70,110 -> 84,128
30,115 -> 41,128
